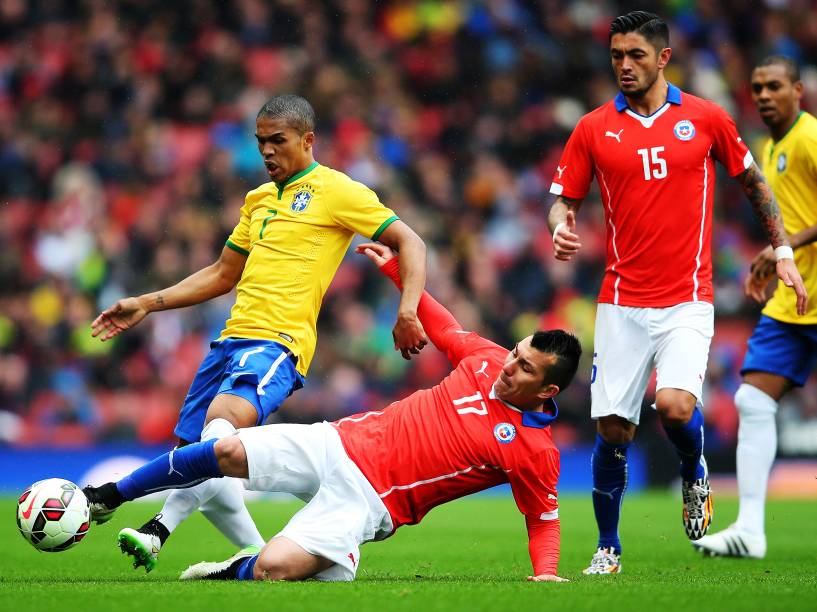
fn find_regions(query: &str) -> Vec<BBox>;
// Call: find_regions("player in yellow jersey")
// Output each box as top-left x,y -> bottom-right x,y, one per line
86,95 -> 429,571
694,57 -> 817,559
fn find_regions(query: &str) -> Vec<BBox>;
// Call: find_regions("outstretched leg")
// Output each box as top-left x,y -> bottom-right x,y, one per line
115,394 -> 264,571
180,536 -> 333,582
85,437 -> 226,510
84,433 -> 255,571
145,416 -> 263,552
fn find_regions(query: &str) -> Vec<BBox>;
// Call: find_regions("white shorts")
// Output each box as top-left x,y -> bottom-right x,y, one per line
591,302 -> 714,425
238,422 -> 393,581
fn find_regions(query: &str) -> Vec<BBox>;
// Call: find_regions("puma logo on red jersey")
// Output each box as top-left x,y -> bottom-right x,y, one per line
605,129 -> 623,142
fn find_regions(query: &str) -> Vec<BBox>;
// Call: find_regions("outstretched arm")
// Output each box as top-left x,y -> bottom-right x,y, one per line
736,163 -> 808,314
525,516 -> 567,583
359,243 -> 505,366
91,245 -> 246,341
744,220 -> 817,304
357,243 -> 463,354
375,221 -> 429,360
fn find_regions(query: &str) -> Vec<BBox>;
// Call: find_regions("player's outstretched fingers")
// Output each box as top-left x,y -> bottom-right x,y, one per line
777,259 -> 809,315
355,243 -> 393,267
795,278 -> 808,315
91,313 -> 113,337
91,316 -> 117,341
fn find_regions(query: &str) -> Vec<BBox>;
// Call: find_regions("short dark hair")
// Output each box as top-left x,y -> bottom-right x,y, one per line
756,55 -> 800,83
609,11 -> 669,50
530,330 -> 582,392
257,95 -> 316,135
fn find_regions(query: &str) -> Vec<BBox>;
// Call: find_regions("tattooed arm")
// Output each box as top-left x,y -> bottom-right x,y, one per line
736,163 -> 789,248
548,196 -> 584,261
91,245 -> 247,341
736,163 -> 808,314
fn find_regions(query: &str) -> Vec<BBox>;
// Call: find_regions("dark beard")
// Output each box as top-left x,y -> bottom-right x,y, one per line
622,70 -> 659,99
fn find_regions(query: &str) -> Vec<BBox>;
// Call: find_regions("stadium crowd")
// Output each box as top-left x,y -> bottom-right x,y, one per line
1,0 -> 816,477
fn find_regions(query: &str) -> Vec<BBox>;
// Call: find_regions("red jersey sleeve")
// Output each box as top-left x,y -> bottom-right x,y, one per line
379,258 -> 501,367
508,449 -> 561,575
709,102 -> 753,177
549,117 -> 594,199
526,517 -> 560,576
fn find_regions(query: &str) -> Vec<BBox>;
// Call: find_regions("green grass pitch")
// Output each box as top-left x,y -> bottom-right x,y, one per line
2,492 -> 815,611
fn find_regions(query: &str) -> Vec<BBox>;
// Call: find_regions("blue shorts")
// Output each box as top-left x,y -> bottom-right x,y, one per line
741,315 -> 817,387
174,338 -> 304,443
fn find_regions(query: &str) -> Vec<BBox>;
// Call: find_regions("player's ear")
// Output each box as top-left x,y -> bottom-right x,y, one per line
538,383 -> 560,400
657,46 -> 672,70
793,80 -> 804,101
302,131 -> 315,150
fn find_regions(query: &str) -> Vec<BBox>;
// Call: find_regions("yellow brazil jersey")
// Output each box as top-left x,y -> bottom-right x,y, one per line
221,161 -> 399,375
759,111 -> 817,325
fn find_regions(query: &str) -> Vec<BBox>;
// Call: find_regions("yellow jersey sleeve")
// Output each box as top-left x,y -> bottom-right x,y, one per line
325,177 -> 399,241
225,198 -> 251,256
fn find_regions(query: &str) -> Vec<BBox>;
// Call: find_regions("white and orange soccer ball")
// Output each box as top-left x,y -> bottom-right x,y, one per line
17,478 -> 91,552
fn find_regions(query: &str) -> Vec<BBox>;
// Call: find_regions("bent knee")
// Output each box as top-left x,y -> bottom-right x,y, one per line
253,558 -> 308,582
735,383 -> 777,417
214,436 -> 248,477
597,416 -> 635,445
205,393 -> 259,429
656,401 -> 694,427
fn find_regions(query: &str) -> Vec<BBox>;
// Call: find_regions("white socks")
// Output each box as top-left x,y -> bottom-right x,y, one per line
156,418 -> 265,548
199,477 -> 265,548
733,383 -> 778,537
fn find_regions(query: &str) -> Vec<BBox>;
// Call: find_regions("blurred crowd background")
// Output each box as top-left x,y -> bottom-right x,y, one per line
1,0 -> 816,482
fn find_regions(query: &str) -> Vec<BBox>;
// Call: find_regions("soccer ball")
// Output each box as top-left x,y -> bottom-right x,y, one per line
17,478 -> 91,552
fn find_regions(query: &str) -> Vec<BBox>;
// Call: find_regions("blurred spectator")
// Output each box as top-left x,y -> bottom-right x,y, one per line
1,1 -> 816,474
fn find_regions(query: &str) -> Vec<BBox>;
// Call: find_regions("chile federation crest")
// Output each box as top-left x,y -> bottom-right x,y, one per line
673,120 -> 696,141
494,422 -> 516,444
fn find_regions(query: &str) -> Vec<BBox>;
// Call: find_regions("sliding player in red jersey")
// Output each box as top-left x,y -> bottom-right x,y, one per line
82,243 -> 582,583
547,11 -> 808,574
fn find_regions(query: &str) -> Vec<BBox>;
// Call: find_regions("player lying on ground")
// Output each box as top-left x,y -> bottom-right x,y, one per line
88,94 -> 428,572
548,10 -> 808,575
83,243 -> 581,582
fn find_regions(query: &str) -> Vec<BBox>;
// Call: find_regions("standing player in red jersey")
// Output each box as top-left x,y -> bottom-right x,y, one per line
81,244 -> 582,583
547,11 -> 808,575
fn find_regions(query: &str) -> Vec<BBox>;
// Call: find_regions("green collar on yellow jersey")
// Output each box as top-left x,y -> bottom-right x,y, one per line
768,111 -> 804,165
275,161 -> 319,199
770,110 -> 804,152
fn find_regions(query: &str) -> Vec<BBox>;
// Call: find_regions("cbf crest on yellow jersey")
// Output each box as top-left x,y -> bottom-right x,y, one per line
759,111 -> 817,324
222,162 -> 399,374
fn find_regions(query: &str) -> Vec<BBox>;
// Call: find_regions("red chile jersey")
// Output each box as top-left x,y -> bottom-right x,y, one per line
332,259 -> 561,575
550,84 -> 753,307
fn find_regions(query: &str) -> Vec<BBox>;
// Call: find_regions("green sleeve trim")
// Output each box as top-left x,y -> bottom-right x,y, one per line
225,240 -> 249,256
372,215 -> 400,241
